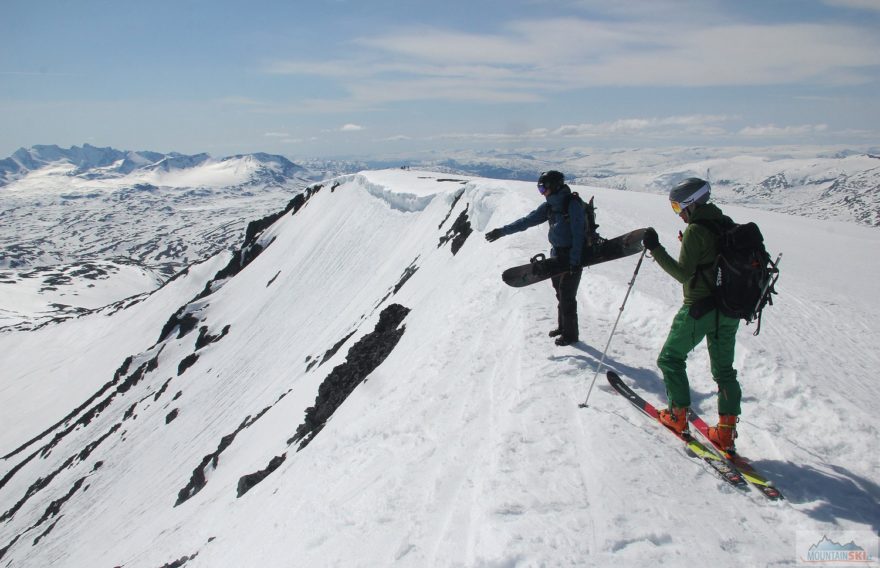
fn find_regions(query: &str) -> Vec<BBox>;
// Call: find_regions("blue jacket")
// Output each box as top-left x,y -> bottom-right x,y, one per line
498,185 -> 586,265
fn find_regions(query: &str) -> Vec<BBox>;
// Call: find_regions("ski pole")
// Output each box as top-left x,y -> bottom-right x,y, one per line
579,248 -> 647,409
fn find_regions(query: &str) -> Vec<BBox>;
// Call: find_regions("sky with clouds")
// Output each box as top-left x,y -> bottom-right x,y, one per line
2,0 -> 879,159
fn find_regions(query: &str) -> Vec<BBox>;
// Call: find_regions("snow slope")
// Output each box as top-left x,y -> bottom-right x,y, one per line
0,170 -> 878,567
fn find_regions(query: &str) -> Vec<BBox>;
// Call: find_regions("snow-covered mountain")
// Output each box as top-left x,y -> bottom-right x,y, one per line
0,144 -> 305,188
0,145 -> 322,327
352,146 -> 880,228
1,169 -> 877,567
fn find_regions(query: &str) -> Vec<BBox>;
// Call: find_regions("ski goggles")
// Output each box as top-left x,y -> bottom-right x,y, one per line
670,183 -> 710,215
537,182 -> 550,195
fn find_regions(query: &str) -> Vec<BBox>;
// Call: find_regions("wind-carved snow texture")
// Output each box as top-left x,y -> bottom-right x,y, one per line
0,352 -> 161,517
0,466 -> 97,560
0,350 -> 163,560
358,175 -> 435,212
193,185 -> 317,302
175,407 -> 274,506
289,303 -> 411,451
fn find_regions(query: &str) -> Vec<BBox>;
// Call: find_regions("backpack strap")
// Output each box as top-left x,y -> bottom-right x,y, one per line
687,218 -> 721,290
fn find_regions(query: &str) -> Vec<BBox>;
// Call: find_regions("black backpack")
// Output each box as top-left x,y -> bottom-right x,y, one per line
692,219 -> 781,335
563,191 -> 600,245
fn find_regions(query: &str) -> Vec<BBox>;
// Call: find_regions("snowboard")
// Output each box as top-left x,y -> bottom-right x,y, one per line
502,228 -> 647,288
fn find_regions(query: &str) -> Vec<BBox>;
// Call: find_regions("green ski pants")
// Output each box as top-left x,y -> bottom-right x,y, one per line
657,305 -> 742,416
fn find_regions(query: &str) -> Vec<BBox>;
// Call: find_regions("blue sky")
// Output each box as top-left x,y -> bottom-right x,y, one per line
2,0 -> 879,159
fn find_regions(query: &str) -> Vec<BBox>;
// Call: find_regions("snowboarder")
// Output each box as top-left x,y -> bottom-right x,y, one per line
641,178 -> 741,450
485,170 -> 586,346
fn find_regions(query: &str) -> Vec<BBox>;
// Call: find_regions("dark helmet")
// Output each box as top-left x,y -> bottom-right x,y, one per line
538,170 -> 565,195
669,177 -> 711,213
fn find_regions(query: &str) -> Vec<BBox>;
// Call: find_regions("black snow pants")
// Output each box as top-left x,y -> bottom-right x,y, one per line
550,252 -> 582,340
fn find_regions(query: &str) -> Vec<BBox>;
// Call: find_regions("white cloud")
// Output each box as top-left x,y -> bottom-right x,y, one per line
262,15 -> 880,109
553,115 -> 732,138
739,123 -> 830,137
418,114 -> 733,142
264,132 -> 290,138
340,124 -> 365,131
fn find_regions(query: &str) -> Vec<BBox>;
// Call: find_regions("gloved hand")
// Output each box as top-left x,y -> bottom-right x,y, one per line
568,264 -> 582,275
485,228 -> 503,242
643,227 -> 660,251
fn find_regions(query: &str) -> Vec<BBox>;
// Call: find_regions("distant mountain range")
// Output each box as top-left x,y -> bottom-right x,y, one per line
0,144 -> 306,188
1,142 -> 877,325
363,146 -> 880,228
0,145 -> 323,324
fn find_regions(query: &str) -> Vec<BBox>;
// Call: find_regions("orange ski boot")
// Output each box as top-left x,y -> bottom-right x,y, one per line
708,415 -> 738,452
658,406 -> 688,434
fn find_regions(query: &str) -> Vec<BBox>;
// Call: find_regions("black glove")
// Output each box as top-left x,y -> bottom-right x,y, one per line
643,227 -> 660,251
485,228 -> 504,242
569,264 -> 582,275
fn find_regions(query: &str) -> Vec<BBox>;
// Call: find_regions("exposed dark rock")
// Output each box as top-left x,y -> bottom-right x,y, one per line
34,476 -> 86,527
154,378 -> 173,402
1,423 -> 120,523
177,354 -> 199,376
158,306 -> 200,343
166,409 -> 179,424
158,553 -> 199,568
1,355 -> 132,461
123,403 -> 137,421
193,188 -> 315,301
320,330 -> 357,366
267,271 -> 281,287
175,400 -> 281,506
437,208 -> 472,255
0,354 -> 155,493
289,304 -> 410,451
0,533 -> 22,561
195,324 -> 231,350
438,189 -> 465,229
393,258 -> 420,295
33,517 -> 62,546
236,454 -> 286,498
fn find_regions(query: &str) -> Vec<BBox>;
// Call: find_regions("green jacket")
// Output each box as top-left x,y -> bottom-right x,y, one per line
651,203 -> 732,305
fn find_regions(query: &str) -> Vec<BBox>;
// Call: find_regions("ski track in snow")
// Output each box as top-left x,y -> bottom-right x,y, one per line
0,169 -> 878,567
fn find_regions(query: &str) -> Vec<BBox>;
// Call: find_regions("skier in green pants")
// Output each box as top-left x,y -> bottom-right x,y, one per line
641,178 -> 741,450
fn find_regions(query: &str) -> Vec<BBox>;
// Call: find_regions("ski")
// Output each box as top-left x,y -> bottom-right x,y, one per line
688,412 -> 784,501
606,371 -> 748,491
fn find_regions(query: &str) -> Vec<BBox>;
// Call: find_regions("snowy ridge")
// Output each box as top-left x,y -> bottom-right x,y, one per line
0,170 -> 878,567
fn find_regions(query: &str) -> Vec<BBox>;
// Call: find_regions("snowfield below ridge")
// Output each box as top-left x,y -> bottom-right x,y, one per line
0,169 -> 878,567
